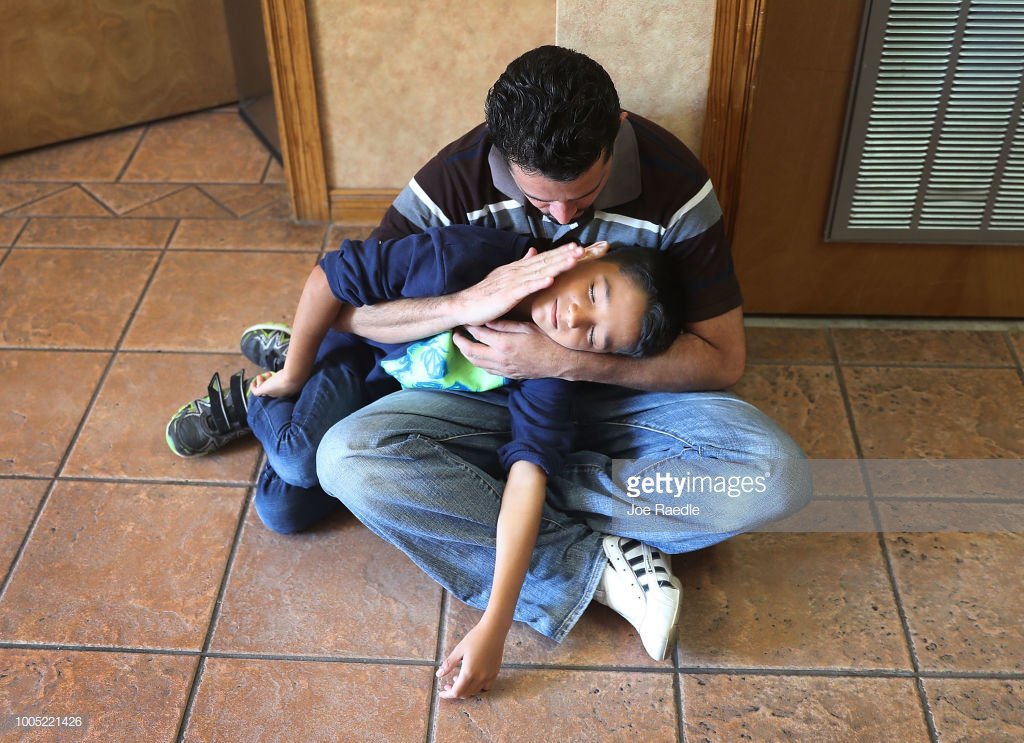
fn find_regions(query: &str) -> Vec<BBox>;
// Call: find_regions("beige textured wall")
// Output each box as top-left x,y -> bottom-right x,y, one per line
557,0 -> 715,157
308,0 -> 715,190
307,0 -> 555,189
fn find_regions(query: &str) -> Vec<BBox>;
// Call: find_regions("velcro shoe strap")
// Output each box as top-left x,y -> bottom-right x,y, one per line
206,372 -> 231,433
228,369 -> 249,426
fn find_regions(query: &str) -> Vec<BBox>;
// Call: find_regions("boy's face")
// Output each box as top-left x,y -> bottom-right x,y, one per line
529,257 -> 647,354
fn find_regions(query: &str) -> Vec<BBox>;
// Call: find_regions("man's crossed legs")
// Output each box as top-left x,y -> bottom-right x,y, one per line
315,385 -> 812,656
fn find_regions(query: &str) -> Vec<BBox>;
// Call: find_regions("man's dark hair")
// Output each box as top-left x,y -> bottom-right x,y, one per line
485,45 -> 621,182
598,247 -> 682,358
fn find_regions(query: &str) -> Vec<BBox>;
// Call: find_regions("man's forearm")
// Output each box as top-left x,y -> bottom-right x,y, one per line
567,330 -> 744,392
336,296 -> 463,344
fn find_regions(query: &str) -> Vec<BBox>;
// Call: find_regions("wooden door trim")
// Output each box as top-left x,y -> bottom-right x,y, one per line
261,0 -> 329,221
702,0 -> 767,237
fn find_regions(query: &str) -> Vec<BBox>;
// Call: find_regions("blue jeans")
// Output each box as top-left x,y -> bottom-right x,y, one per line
315,385 -> 812,642
246,332 -> 391,534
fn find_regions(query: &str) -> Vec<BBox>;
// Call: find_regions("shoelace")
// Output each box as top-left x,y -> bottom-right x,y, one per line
619,538 -> 676,592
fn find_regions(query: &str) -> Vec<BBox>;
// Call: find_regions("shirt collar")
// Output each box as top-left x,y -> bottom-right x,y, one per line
488,118 -> 641,209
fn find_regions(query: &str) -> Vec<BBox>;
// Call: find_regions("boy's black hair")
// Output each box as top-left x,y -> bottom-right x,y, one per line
598,247 -> 682,358
485,45 -> 621,182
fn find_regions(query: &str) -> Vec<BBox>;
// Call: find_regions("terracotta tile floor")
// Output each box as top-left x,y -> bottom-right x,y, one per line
1,108 -> 1022,742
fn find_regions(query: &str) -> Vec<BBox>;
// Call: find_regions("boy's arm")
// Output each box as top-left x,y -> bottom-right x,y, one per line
437,460 -> 546,699
250,265 -> 342,398
336,242 -> 585,345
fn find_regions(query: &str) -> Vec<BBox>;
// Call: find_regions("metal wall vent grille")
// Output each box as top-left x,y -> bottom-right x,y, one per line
828,0 -> 1024,243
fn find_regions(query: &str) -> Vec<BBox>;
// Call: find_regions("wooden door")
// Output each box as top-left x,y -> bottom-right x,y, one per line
729,0 -> 1023,317
1,0 -> 236,156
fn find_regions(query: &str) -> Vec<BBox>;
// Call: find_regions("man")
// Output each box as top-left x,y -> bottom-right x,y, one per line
317,46 -> 811,695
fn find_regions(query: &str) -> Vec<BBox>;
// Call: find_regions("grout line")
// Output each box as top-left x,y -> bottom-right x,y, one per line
175,486 -> 254,743
9,345 -> 1024,374
838,360 -> 1017,370
674,666 -> 915,678
0,642 -> 199,656
249,450 -> 267,487
8,245 -> 165,252
77,184 -> 119,217
317,219 -> 333,262
425,591 -> 449,743
259,155 -> 273,184
53,475 -> 257,489
194,184 -> 242,219
671,620 -> 685,743
674,667 -> 687,743
114,180 -> 281,191
827,330 -> 941,743
0,237 -> 178,597
0,184 -> 75,218
115,125 -> 150,182
192,652 -> 439,665
0,347 -> 123,355
916,676 -> 940,743
2,638 -> 1021,680
749,359 -> 844,367
0,479 -> 56,602
1004,330 -> 1024,386
8,217 -> 32,249
0,346 -> 262,357
750,358 -> 1018,370
162,247 -> 325,256
174,656 -> 207,743
745,315 -> 1024,332
53,219 -> 180,481
8,246 -> 323,255
196,490 -> 254,656
120,185 -> 192,217
0,640 -> 439,666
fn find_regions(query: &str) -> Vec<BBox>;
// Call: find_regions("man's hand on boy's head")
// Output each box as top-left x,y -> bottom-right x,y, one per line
454,322 -> 577,380
452,243 -> 583,327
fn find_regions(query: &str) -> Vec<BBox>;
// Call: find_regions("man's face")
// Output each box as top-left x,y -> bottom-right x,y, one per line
528,258 -> 647,354
509,155 -> 612,225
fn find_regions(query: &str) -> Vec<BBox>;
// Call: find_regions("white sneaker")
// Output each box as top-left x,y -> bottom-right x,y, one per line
592,535 -> 682,661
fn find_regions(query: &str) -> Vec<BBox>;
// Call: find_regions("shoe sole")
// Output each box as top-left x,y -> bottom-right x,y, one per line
165,399 -> 200,458
640,582 -> 681,661
241,321 -> 292,337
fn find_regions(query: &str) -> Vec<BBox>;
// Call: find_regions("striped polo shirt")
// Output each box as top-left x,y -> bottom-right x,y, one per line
369,113 -> 742,323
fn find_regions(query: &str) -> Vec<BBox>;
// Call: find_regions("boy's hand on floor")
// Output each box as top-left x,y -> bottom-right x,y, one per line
249,370 -> 305,399
437,619 -> 508,700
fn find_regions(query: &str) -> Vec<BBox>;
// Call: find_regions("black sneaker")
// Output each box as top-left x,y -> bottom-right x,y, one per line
240,323 -> 290,372
166,370 -> 252,457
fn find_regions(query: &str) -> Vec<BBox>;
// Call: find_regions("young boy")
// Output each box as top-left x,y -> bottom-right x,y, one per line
166,225 -> 682,688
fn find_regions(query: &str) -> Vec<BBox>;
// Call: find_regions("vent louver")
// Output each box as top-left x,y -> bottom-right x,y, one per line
828,0 -> 1024,243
